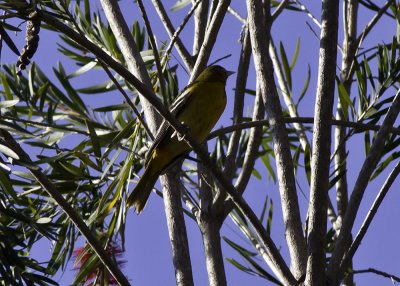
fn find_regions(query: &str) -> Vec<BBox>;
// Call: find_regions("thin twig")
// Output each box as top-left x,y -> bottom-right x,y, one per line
339,161 -> 400,275
136,0 -> 168,106
98,60 -> 153,139
328,88 -> 400,282
152,0 -> 194,70
227,6 -> 246,24
294,0 -> 321,28
161,0 -> 203,71
355,0 -> 395,51
351,268 -> 400,282
223,26 -> 251,179
272,0 -> 290,20
207,117 -> 400,139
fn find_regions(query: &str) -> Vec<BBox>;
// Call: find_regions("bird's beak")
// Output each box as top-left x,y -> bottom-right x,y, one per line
226,70 -> 235,77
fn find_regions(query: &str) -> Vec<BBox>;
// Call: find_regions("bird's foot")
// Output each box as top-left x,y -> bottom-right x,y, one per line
172,123 -> 190,141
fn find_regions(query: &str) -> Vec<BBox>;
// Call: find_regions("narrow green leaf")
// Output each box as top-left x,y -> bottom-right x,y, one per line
85,120 -> 102,162
297,65 -> 310,106
93,104 -> 129,112
279,42 -> 292,91
72,251 -> 100,285
0,169 -> 18,201
76,80 -> 116,94
252,168 -> 262,180
171,0 -> 191,11
53,64 -> 87,114
290,38 -> 301,71
266,199 -> 273,235
101,119 -> 137,160
66,61 -> 97,79
0,24 -> 19,56
260,153 -> 276,182
0,99 -> 19,108
0,144 -> 20,160
304,144 -> 311,184
259,194 -> 269,225
1,75 -> 12,100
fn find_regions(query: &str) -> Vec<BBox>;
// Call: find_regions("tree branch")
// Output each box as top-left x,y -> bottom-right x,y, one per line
161,0 -> 203,70
161,170 -> 195,286
190,0 -> 231,81
208,117 -> 400,139
223,26 -> 251,180
328,89 -> 400,284
233,85 -> 264,195
151,0 -> 195,69
351,268 -> 400,282
246,0 -> 306,279
269,38 -> 310,151
355,0 -> 395,52
136,0 -> 167,105
335,1 -> 358,284
305,0 -> 339,284
99,0 -> 160,134
192,0 -> 209,56
339,161 -> 400,277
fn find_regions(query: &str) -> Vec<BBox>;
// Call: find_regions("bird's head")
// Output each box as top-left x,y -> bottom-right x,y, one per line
196,65 -> 235,83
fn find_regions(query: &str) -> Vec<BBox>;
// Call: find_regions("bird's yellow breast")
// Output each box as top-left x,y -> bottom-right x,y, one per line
177,81 -> 226,142
148,80 -> 227,174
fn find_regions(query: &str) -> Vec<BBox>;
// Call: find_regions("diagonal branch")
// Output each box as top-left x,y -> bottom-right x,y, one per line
151,0 -> 195,69
339,161 -> 400,277
351,268 -> 400,282
0,130 -> 130,286
328,89 -> 400,283
136,0 -> 167,105
269,39 -> 309,151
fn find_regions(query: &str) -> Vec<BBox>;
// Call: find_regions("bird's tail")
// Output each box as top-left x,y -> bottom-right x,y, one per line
127,167 -> 158,214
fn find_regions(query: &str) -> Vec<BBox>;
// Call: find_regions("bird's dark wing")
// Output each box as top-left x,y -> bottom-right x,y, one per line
144,81 -> 198,166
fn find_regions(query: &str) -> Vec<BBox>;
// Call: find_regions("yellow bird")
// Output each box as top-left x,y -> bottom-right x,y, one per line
127,65 -> 234,213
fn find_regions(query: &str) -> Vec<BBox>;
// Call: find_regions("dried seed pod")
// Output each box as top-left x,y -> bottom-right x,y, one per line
16,11 -> 41,75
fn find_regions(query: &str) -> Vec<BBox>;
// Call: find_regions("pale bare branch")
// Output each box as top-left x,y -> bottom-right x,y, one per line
247,0 -> 306,279
305,0 -> 340,284
152,0 -> 195,70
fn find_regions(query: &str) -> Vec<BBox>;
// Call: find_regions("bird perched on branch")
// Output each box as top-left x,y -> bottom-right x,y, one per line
127,65 -> 234,213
